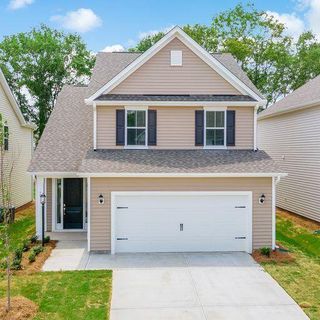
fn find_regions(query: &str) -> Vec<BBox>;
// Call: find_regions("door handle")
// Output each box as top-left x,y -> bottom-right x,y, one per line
63,204 -> 66,215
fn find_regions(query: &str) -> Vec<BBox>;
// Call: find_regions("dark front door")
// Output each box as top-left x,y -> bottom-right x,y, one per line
63,178 -> 83,229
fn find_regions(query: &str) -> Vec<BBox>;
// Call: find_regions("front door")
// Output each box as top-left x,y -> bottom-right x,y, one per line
63,178 -> 83,229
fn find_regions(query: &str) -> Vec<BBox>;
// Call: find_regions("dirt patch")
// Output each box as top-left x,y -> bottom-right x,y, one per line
277,207 -> 320,232
17,240 -> 56,275
0,296 -> 38,320
252,248 -> 295,264
14,203 -> 35,221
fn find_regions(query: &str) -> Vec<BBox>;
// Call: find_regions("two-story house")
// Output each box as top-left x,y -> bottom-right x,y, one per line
29,27 -> 285,254
0,68 -> 34,210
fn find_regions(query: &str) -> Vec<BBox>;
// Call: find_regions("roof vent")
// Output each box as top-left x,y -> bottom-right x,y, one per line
170,50 -> 182,66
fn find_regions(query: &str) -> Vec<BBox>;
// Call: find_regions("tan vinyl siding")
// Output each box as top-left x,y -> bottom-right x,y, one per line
0,83 -> 33,208
46,178 -> 52,231
90,177 -> 272,251
97,106 -> 254,149
258,105 -> 320,222
109,38 -> 240,95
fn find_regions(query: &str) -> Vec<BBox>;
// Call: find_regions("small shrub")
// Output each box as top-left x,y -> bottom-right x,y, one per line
11,257 -> 22,270
28,252 -> 36,263
260,247 -> 271,257
22,239 -> 31,252
30,235 -> 38,244
0,259 -> 7,270
44,236 -> 50,244
14,247 -> 23,260
33,245 -> 44,255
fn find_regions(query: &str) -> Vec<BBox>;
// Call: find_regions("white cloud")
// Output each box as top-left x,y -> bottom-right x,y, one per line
51,8 -> 102,33
301,0 -> 320,37
8,0 -> 34,10
101,44 -> 125,52
138,25 -> 174,40
267,11 -> 305,39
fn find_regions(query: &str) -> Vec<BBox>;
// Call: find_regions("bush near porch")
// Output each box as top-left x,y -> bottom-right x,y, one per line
0,204 -> 112,319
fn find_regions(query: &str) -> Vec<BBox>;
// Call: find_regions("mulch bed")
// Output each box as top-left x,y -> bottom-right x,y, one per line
16,240 -> 57,275
0,296 -> 38,320
252,246 -> 295,264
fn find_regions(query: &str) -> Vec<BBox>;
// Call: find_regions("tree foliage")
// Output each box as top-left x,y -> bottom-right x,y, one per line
0,25 -> 95,140
130,3 -> 320,106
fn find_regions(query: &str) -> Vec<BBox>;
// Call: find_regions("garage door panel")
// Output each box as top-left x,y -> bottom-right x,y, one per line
114,193 -> 251,253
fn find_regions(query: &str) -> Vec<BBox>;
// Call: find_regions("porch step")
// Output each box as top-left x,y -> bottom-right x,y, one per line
46,232 -> 87,241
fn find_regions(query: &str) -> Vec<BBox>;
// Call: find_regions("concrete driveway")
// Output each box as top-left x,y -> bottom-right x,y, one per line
86,252 -> 309,320
42,244 -> 308,320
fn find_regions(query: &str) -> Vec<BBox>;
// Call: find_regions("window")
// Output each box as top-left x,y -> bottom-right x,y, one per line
3,125 -> 9,151
205,110 -> 226,147
126,109 -> 147,147
170,50 -> 182,66
56,179 -> 62,225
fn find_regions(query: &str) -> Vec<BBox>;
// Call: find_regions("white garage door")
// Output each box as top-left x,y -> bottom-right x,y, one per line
112,192 -> 252,253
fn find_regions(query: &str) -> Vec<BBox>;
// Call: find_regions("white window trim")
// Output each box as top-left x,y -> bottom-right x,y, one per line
124,107 -> 148,149
204,107 -> 227,149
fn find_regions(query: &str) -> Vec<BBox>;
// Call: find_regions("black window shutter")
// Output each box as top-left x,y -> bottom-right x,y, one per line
148,110 -> 157,146
195,110 -> 204,146
116,109 -> 125,146
226,110 -> 236,146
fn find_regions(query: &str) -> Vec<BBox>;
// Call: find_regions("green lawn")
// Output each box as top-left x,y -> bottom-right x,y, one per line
0,205 -> 35,259
0,205 -> 113,319
261,212 -> 320,320
0,270 -> 112,320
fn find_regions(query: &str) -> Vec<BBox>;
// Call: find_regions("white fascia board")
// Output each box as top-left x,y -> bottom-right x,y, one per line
78,172 -> 288,178
30,172 -> 79,178
94,100 -> 258,107
258,99 -> 320,120
85,26 -> 265,105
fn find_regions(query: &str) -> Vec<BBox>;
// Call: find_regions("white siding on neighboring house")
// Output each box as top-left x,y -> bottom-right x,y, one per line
0,83 -> 33,208
258,105 -> 320,222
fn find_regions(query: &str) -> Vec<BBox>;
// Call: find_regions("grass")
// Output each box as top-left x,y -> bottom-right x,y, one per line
0,270 -> 112,320
0,204 -> 35,259
261,210 -> 320,320
0,204 -> 113,319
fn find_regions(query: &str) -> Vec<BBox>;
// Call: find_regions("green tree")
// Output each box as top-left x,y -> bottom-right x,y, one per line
0,25 -> 95,140
130,4 -> 320,105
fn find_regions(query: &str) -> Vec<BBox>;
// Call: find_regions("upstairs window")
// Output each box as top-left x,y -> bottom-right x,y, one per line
3,125 -> 9,151
205,110 -> 226,147
126,109 -> 147,147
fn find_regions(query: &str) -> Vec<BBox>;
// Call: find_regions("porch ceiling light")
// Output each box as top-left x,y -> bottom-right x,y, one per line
40,193 -> 46,205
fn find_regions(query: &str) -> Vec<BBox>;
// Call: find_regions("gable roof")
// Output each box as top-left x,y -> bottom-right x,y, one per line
258,75 -> 320,120
0,68 -> 34,129
86,26 -> 265,105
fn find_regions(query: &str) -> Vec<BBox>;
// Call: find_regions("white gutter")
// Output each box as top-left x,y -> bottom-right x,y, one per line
91,100 -> 260,107
77,172 -> 288,178
272,174 -> 284,250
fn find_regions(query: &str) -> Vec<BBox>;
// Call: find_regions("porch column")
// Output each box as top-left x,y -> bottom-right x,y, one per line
35,176 -> 45,238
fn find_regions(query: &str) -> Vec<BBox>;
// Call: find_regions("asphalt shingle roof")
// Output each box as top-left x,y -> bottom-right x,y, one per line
79,149 -> 280,174
258,75 -> 320,119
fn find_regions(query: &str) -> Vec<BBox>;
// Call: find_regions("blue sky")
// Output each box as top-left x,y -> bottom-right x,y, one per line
0,0 -> 319,52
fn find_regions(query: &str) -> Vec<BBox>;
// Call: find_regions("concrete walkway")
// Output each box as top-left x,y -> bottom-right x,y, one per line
42,243 -> 308,320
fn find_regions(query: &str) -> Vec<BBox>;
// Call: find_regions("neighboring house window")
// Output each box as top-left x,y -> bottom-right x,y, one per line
205,110 -> 226,147
126,109 -> 147,147
3,125 -> 9,151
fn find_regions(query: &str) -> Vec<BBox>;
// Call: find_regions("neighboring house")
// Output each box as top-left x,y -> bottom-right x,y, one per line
0,69 -> 34,209
258,76 -> 320,222
29,27 -> 285,254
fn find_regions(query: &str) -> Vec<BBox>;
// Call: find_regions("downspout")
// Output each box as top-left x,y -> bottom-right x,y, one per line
93,103 -> 97,151
272,175 -> 282,250
253,104 -> 258,151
